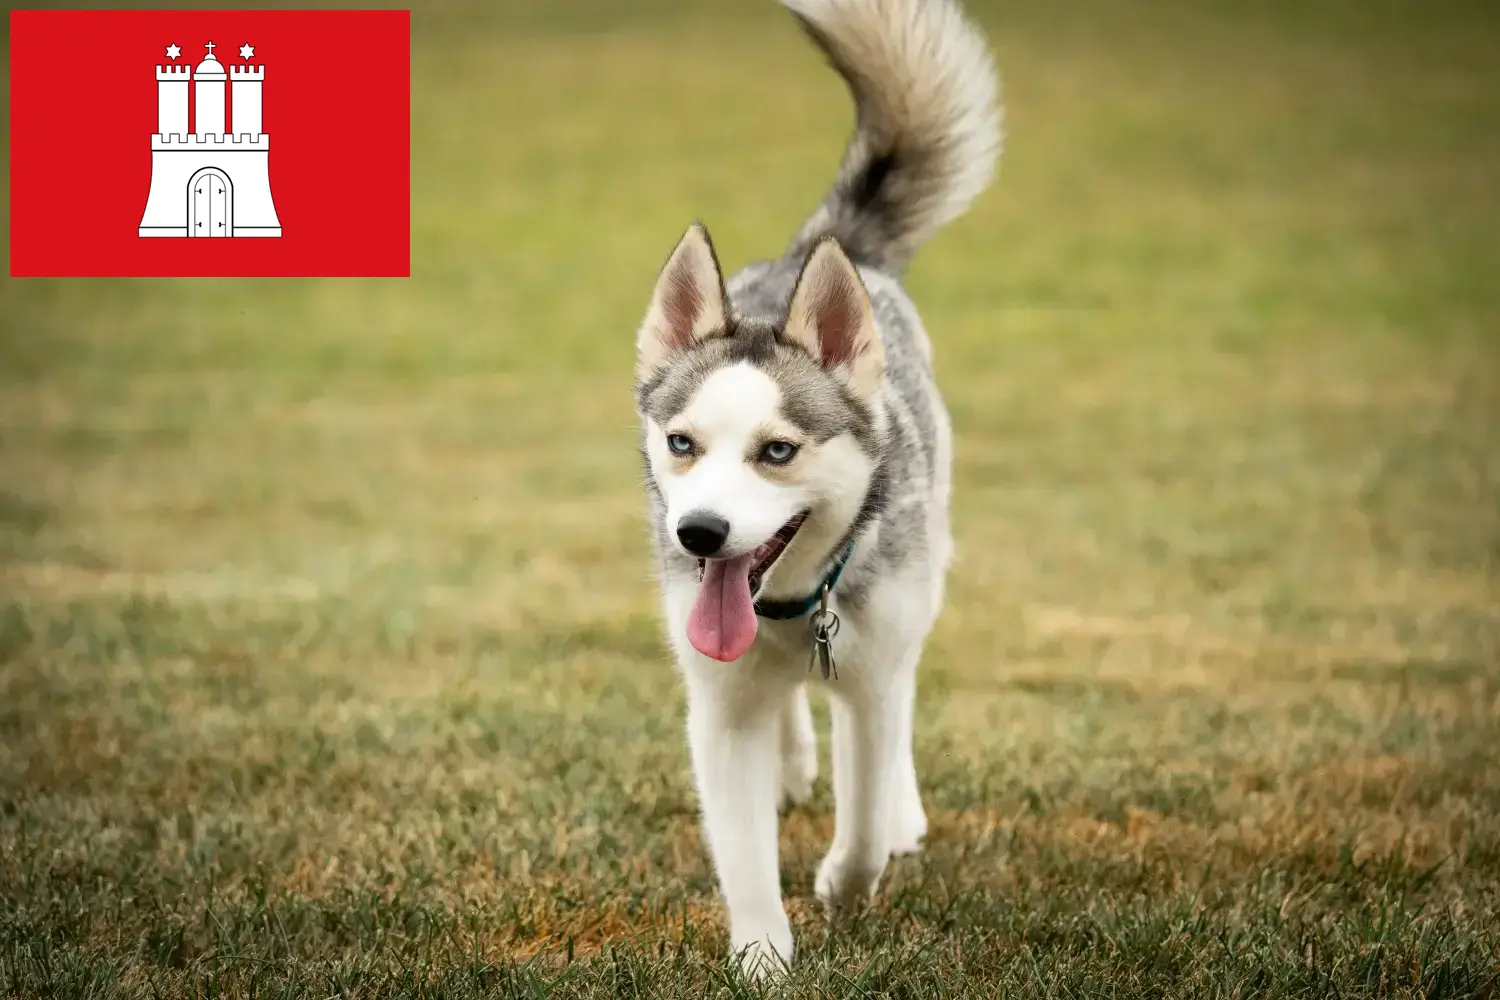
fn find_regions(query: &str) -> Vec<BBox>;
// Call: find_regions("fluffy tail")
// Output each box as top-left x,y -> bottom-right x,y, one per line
780,0 -> 1001,275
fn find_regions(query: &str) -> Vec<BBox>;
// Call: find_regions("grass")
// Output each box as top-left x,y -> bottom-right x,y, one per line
3,0 -> 1500,996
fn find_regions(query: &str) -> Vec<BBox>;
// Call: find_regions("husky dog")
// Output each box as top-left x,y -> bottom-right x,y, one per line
633,0 -> 1000,976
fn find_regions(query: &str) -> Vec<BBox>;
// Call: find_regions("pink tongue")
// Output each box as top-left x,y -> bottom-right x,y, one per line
687,553 -> 759,662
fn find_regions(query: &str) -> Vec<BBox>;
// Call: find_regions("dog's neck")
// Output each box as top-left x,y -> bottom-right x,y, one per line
760,511 -> 851,604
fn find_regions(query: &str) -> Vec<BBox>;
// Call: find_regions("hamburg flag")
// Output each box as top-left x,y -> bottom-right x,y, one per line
9,9 -> 410,277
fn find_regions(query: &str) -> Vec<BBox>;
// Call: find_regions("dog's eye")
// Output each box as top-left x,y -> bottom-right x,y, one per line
760,440 -> 799,465
666,433 -> 695,455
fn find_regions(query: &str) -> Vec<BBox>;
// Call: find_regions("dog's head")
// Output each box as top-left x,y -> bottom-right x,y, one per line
634,223 -> 886,662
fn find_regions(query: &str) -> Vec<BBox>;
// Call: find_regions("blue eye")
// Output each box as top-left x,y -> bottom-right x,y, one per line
667,433 -> 694,455
761,440 -> 799,464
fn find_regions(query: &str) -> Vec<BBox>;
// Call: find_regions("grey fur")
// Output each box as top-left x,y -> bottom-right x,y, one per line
635,315 -> 879,453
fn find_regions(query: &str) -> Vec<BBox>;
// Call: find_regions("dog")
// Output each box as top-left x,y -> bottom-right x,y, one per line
632,0 -> 1000,977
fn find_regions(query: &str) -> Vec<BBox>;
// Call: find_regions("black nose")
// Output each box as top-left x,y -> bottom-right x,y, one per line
677,511 -> 730,557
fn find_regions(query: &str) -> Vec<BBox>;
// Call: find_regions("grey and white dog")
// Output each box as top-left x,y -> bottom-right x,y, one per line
633,0 -> 1000,976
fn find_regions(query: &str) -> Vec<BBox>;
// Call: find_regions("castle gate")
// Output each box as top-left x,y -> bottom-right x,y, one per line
188,167 -> 233,237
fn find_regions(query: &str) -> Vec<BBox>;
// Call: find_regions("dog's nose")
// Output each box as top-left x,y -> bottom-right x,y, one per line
677,511 -> 730,557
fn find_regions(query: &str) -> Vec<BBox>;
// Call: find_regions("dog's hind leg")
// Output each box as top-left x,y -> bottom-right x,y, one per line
778,683 -> 818,809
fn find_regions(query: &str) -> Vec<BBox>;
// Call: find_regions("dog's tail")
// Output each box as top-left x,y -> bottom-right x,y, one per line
779,0 -> 1001,275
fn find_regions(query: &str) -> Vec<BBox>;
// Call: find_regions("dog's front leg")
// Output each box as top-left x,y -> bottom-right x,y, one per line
684,671 -> 793,979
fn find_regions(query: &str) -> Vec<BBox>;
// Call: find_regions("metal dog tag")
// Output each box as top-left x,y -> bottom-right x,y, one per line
808,583 -> 840,681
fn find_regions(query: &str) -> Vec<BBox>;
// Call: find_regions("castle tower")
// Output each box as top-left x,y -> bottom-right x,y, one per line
230,65 -> 264,137
155,64 -> 191,136
139,39 -> 282,238
193,43 -> 226,134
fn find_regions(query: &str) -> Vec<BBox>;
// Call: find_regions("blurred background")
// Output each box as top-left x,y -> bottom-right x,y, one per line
2,1 -> 1498,996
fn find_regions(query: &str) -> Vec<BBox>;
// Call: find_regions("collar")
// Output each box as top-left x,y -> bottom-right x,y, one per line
753,540 -> 856,621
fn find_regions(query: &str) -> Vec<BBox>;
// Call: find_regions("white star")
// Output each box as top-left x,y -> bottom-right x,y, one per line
238,43 -> 255,60
165,43 -> 182,60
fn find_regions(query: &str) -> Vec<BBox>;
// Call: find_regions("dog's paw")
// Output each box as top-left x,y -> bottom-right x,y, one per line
815,847 -> 886,919
731,931 -> 793,983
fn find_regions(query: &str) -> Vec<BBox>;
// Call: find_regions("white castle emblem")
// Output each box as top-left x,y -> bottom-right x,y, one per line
138,41 -> 283,238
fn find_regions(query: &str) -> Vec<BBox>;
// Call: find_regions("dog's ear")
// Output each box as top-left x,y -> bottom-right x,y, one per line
637,223 -> 729,378
782,238 -> 885,399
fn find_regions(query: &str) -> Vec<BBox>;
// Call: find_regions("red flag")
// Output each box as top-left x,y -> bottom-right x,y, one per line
9,9 -> 410,277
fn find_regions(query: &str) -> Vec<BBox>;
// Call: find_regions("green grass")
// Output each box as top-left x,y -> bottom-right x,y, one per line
3,0 -> 1500,996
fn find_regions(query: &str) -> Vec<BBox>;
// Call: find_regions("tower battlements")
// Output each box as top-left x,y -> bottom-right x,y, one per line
152,132 -> 270,150
229,65 -> 264,81
155,65 -> 192,80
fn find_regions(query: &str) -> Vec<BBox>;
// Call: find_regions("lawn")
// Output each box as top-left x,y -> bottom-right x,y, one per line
2,0 -> 1499,996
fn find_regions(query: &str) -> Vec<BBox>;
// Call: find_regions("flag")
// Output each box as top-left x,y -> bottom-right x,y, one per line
9,9 -> 410,277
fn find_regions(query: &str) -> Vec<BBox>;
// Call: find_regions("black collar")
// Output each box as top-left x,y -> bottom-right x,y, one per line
753,540 -> 856,621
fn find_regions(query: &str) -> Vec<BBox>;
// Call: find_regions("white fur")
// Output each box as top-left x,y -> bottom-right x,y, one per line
646,363 -> 879,593
647,365 -> 808,559
648,323 -> 953,981
660,557 -> 944,978
650,334 -> 953,979
647,360 -> 946,979
636,0 -> 992,980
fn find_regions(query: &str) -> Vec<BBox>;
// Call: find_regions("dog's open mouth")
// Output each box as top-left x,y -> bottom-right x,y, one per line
688,512 -> 808,663
699,512 -> 807,598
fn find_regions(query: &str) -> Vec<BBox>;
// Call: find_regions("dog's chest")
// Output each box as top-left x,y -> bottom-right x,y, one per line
752,615 -> 823,662
742,603 -> 869,679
